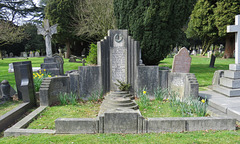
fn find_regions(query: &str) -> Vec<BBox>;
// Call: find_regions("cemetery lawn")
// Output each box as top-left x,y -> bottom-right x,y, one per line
0,101 -> 22,116
27,102 -> 101,129
0,57 -> 83,87
160,56 -> 235,91
136,100 -> 182,117
0,130 -> 239,143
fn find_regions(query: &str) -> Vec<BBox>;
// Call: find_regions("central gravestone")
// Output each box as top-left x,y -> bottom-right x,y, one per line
110,32 -> 128,90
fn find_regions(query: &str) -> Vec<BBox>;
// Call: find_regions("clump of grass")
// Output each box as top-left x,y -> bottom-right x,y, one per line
59,92 -> 78,105
88,90 -> 103,102
33,69 -> 52,92
168,91 -> 207,117
138,89 -> 150,109
138,88 -> 208,117
154,87 -> 168,101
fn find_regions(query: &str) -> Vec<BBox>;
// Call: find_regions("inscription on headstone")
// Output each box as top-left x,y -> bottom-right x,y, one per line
172,47 -> 192,73
111,33 -> 127,85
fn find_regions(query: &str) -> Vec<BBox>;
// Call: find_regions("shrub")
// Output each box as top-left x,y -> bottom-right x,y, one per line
88,90 -> 104,102
86,43 -> 97,65
114,79 -> 131,91
58,92 -> 78,105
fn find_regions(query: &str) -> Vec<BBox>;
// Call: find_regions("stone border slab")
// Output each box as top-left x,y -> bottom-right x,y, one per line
4,106 -> 47,137
0,102 -> 32,132
54,117 -> 236,134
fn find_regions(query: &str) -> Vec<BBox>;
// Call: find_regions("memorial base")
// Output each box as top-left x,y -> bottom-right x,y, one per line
41,57 -> 60,75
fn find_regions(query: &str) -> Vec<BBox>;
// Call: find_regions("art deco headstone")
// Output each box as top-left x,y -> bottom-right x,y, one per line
172,47 -> 192,73
13,61 -> 36,105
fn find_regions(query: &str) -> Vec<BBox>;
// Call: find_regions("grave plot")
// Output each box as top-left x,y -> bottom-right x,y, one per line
4,29 -> 237,137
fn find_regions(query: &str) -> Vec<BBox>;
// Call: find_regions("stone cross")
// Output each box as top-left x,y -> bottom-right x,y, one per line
37,19 -> 58,57
227,15 -> 240,64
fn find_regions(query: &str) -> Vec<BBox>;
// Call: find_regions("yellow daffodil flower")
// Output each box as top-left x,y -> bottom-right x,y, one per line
143,91 -> 146,94
201,99 -> 205,103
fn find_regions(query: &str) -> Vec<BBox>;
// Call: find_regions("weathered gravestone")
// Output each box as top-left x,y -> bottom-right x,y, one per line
172,47 -> 192,73
13,61 -> 36,105
191,50 -> 197,56
29,51 -> 34,57
9,52 -> 13,58
23,52 -> 28,58
37,19 -> 62,75
213,15 -> 240,97
35,51 -> 40,57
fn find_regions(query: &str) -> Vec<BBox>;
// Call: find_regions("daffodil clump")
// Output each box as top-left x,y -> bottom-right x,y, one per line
33,69 -> 52,92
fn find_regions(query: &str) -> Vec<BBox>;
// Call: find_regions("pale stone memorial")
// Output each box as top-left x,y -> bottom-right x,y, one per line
213,15 -> 240,97
172,47 -> 192,73
37,19 -> 62,75
37,19 -> 57,57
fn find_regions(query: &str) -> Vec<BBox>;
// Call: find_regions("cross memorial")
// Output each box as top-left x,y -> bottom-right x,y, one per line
37,19 -> 57,57
227,15 -> 240,69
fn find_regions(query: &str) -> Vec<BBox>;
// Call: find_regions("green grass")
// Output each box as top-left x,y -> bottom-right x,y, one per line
0,57 -> 82,87
159,56 -> 234,90
137,100 -> 182,117
0,130 -> 239,143
27,102 -> 101,129
0,101 -> 22,116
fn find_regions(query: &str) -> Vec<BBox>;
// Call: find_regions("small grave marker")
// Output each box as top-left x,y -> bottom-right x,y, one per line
172,47 -> 192,73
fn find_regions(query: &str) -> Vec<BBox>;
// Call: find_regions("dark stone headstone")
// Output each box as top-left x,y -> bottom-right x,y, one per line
209,54 -> 216,68
53,54 -> 64,75
41,56 -> 63,75
0,80 -> 11,101
13,61 -> 36,105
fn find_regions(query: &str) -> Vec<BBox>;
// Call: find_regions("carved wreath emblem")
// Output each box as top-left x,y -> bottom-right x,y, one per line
114,33 -> 123,43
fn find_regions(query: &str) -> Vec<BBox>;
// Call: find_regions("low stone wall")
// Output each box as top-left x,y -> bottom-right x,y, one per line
55,114 -> 236,134
0,102 -> 32,132
69,66 -> 102,100
168,72 -> 199,99
39,76 -> 70,106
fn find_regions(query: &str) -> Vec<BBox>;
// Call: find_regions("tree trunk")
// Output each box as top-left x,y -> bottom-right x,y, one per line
66,41 -> 71,58
224,33 -> 235,58
0,50 -> 3,60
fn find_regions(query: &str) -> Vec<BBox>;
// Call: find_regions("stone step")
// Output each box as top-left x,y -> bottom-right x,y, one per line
104,101 -> 137,108
224,70 -> 240,79
212,85 -> 240,97
220,77 -> 240,89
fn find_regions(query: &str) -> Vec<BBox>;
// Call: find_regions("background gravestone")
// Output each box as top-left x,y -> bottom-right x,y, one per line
35,51 -> 40,57
13,61 -> 36,105
172,47 -> 192,73
29,51 -> 34,57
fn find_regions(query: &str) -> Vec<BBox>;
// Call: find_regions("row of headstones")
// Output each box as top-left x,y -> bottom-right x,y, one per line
19,51 -> 40,58
172,46 -> 224,57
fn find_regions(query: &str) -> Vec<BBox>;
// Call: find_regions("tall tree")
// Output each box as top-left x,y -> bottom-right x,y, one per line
45,0 -> 78,58
73,0 -> 116,41
186,0 -> 240,56
114,0 -> 196,65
